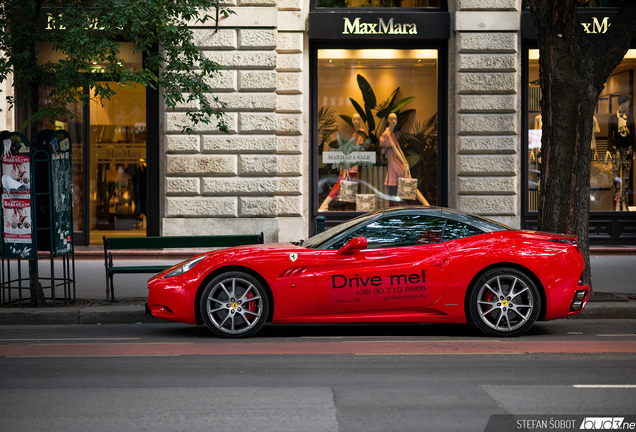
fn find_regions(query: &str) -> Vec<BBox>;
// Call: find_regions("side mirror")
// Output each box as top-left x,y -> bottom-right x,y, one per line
337,236 -> 368,255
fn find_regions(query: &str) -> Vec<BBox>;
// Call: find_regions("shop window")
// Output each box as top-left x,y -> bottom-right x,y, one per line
527,48 -> 636,212
317,49 -> 438,213
89,82 -> 146,243
36,43 -> 146,244
315,0 -> 440,8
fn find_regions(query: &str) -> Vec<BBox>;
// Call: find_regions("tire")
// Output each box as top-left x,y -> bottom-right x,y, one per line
468,267 -> 541,337
200,271 -> 269,338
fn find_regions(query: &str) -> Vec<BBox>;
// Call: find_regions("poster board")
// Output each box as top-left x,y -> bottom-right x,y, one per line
35,129 -> 73,257
0,132 -> 35,260
50,130 -> 73,256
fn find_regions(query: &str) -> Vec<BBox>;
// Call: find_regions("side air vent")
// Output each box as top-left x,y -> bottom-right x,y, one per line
279,267 -> 309,278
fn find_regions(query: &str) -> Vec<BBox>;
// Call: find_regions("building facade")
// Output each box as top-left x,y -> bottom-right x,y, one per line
3,0 -> 634,245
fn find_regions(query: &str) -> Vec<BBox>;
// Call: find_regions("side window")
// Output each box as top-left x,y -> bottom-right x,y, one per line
330,215 -> 447,249
442,219 -> 484,241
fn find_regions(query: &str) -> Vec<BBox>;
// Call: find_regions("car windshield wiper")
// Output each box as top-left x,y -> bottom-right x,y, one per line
290,239 -> 304,246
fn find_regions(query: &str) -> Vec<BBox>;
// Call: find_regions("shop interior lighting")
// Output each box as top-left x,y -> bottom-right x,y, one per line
530,49 -> 636,60
625,49 -> 636,59
318,49 -> 438,60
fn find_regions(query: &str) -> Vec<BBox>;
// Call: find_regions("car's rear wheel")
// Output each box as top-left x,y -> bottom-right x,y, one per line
468,268 -> 541,337
200,271 -> 269,338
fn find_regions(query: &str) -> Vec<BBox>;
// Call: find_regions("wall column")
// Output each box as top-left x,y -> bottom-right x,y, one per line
453,0 -> 521,228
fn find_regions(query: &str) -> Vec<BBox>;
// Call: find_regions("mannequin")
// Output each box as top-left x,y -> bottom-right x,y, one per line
530,114 -> 543,161
606,95 -> 635,211
380,113 -> 430,206
318,114 -> 364,212
591,115 -> 600,161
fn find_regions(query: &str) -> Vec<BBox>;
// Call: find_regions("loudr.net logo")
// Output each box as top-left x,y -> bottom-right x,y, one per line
580,418 -> 625,430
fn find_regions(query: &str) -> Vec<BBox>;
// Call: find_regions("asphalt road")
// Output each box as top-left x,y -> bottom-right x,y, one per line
1,320 -> 635,432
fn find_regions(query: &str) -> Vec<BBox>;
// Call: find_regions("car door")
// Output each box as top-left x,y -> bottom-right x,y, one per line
314,213 -> 451,315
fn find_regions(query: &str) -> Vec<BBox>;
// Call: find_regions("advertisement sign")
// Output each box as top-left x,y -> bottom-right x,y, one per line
50,130 -> 73,256
323,151 -> 376,164
0,132 -> 35,259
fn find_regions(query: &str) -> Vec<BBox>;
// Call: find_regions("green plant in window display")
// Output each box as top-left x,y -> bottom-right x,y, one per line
318,106 -> 339,153
400,112 -> 438,205
339,74 -> 415,151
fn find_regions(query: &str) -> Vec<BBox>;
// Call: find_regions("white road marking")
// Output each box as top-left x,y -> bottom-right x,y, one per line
355,352 -> 524,356
0,338 -> 142,342
573,385 -> 636,388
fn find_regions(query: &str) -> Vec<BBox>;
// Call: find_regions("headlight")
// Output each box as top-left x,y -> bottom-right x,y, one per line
164,256 -> 206,278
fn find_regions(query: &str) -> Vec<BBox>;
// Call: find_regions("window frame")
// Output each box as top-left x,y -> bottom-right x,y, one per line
309,39 -> 448,234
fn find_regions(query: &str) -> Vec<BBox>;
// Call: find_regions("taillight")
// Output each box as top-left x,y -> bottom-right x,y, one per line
551,238 -> 577,247
551,238 -> 580,254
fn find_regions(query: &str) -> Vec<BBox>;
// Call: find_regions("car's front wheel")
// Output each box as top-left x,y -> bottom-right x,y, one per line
468,268 -> 541,337
200,271 -> 269,338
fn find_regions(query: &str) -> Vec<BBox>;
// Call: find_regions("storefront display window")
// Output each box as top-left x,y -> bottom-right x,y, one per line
316,49 -> 438,212
527,48 -> 636,212
316,0 -> 440,8
89,82 -> 146,243
37,43 -> 147,244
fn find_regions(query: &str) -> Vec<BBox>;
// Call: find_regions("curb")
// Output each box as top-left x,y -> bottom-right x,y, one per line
0,304 -> 163,326
0,302 -> 634,326
568,302 -> 636,320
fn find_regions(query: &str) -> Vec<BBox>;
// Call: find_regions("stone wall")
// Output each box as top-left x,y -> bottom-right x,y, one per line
162,0 -> 308,242
453,0 -> 521,228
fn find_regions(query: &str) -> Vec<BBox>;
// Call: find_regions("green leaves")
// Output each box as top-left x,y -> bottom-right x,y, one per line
349,98 -> 367,123
339,115 -> 354,128
357,74 -> 376,109
329,132 -> 374,170
376,97 -> 416,120
1,0 -> 233,134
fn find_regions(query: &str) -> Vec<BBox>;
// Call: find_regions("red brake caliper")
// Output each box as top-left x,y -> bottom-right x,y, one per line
245,291 -> 256,322
484,291 -> 493,313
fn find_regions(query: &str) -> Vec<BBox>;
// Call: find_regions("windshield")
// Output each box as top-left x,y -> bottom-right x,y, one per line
303,212 -> 379,249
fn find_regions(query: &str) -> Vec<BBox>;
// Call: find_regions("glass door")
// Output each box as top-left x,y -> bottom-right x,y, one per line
89,82 -> 146,244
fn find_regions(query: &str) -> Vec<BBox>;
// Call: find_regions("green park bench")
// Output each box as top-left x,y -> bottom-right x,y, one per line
103,233 -> 264,300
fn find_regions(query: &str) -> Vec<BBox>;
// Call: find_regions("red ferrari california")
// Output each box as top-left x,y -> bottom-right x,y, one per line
147,207 -> 589,338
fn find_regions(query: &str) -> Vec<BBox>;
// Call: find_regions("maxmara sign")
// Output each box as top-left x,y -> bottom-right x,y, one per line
342,17 -> 418,35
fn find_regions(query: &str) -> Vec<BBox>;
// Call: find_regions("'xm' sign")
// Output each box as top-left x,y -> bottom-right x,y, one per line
580,16 -> 610,34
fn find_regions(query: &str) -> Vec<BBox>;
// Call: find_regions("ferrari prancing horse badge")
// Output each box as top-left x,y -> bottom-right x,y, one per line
289,253 -> 298,262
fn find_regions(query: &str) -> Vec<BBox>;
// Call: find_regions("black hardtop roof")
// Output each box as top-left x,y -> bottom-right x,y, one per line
373,206 -> 511,233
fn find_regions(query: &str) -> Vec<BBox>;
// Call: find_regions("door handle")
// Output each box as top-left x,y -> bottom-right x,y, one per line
433,258 -> 449,267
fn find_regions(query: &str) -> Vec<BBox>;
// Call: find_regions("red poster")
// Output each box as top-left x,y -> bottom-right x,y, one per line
2,198 -> 32,243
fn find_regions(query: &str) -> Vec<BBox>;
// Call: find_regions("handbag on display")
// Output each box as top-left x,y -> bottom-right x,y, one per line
338,180 -> 358,203
590,161 -> 613,189
397,177 -> 418,200
356,194 -> 375,212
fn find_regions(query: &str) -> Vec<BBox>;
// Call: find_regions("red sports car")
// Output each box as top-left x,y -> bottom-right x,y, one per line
147,207 -> 589,338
